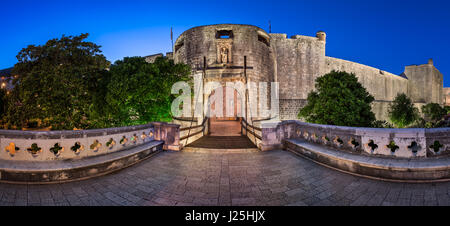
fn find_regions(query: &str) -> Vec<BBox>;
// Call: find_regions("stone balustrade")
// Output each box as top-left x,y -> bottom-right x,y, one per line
1,124 -> 155,161
261,120 -> 450,158
0,122 -> 180,183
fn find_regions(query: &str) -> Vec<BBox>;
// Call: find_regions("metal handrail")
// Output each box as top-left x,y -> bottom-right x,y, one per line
241,118 -> 262,140
172,117 -> 198,122
241,119 -> 262,132
180,124 -> 203,132
180,117 -> 208,141
246,129 -> 262,140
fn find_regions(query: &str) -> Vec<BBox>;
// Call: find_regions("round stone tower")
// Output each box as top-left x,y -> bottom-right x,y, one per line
173,24 -> 276,121
173,24 -> 275,84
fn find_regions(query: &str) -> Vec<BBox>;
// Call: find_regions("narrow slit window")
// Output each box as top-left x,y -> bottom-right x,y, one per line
258,35 -> 270,47
216,30 -> 233,39
175,41 -> 184,52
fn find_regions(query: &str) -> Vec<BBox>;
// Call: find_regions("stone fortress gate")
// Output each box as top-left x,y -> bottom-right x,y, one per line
147,24 -> 445,137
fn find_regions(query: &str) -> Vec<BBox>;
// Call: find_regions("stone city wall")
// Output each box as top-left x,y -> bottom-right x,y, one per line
444,87 -> 450,106
324,57 -> 409,120
405,62 -> 443,105
271,33 -> 326,100
324,57 -> 409,102
170,24 -> 444,122
174,24 -> 275,118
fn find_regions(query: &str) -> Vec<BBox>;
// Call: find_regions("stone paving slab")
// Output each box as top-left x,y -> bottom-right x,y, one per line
0,148 -> 450,206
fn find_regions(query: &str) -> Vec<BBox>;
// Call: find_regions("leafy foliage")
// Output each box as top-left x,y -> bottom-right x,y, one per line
27,143 -> 42,155
422,103 -> 447,122
368,140 -> 378,151
371,120 -> 394,128
388,93 -> 419,128
71,142 -> 82,153
6,34 -> 110,130
2,34 -> 192,130
298,70 -> 376,127
445,106 -> 450,114
101,57 -> 191,127
430,141 -> 443,153
387,141 -> 399,153
50,143 -> 63,155
0,88 -> 7,118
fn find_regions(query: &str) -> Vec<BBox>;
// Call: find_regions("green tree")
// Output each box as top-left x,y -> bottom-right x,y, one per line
298,70 -> 376,127
0,88 -> 7,117
6,34 -> 110,130
444,106 -> 450,114
422,103 -> 446,122
388,93 -> 419,128
103,57 -> 191,127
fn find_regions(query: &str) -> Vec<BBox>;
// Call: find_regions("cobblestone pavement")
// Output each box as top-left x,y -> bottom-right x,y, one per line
1,149 -> 450,206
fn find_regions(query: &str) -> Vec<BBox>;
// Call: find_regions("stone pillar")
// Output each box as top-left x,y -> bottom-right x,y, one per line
260,121 -> 284,151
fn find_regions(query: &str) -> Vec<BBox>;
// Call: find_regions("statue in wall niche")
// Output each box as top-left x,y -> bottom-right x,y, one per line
220,47 -> 229,64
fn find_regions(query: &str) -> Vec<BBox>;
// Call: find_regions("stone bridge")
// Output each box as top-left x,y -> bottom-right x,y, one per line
0,119 -> 450,206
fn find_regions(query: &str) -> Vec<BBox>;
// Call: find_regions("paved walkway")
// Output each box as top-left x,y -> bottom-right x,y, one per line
1,149 -> 450,206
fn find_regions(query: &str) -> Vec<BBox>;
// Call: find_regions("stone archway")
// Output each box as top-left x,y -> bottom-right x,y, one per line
208,86 -> 242,136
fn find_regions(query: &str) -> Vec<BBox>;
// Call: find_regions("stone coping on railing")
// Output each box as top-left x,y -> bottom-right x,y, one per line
261,120 -> 450,159
1,124 -> 155,162
0,124 -> 154,139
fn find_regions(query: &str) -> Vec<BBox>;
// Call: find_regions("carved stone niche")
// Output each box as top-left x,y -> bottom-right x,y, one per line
216,40 -> 232,65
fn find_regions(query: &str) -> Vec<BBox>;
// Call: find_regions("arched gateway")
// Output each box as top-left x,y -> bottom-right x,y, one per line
168,23 -> 444,150
208,86 -> 242,136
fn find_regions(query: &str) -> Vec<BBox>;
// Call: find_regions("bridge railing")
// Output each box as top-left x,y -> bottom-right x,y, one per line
260,120 -> 450,158
0,121 -> 182,183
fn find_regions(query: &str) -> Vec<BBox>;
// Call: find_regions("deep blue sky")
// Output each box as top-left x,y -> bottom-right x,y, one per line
1,0 -> 449,86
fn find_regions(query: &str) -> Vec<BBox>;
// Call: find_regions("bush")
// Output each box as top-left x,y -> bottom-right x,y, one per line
422,103 -> 446,122
444,106 -> 450,114
298,70 -> 376,127
102,57 -> 191,127
372,120 -> 394,128
388,93 -> 419,128
6,34 -> 110,130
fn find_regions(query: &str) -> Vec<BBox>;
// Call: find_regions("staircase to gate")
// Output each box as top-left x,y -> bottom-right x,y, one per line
182,117 -> 258,151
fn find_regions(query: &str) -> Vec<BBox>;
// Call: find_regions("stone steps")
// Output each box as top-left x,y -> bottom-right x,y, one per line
183,147 -> 259,153
186,136 -> 257,149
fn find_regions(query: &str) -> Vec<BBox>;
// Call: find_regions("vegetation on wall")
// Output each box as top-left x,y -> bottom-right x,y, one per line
0,89 -> 7,117
445,106 -> 450,114
422,103 -> 447,122
387,93 -> 419,128
298,70 -> 376,127
100,57 -> 191,127
413,103 -> 450,128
